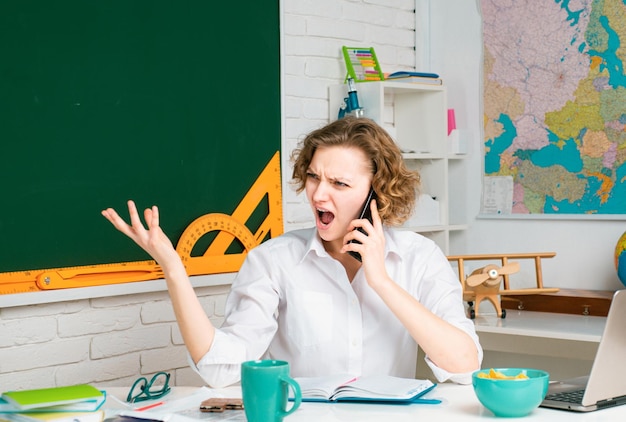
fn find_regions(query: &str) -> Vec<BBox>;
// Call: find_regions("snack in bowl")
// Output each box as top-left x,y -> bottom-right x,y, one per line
472,368 -> 549,417
477,368 -> 529,380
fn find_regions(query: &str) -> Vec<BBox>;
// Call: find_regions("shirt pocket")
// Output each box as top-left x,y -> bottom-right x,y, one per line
287,290 -> 333,348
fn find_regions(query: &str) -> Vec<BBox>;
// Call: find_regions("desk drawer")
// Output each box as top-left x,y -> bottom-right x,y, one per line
501,289 -> 614,317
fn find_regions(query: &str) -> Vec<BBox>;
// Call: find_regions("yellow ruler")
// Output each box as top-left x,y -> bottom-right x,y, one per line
0,152 -> 283,293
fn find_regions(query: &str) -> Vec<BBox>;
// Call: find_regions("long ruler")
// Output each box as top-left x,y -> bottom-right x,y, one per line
0,152 -> 282,293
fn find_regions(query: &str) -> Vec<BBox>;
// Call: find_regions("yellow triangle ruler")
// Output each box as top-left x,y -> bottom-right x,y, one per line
0,152 -> 283,293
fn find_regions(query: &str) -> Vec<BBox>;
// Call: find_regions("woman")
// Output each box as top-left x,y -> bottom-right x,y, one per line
102,117 -> 482,387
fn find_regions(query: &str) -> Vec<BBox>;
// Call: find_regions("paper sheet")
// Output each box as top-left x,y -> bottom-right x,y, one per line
481,176 -> 513,215
106,388 -> 245,422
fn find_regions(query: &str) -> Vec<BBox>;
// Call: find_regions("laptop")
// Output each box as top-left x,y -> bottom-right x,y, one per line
540,289 -> 626,412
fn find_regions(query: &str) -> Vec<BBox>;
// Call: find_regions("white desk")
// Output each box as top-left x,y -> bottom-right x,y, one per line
473,310 -> 606,343
416,310 -> 605,381
103,384 -> 626,421
470,310 -> 606,381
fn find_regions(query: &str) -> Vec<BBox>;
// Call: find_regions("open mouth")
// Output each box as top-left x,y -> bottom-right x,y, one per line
317,208 -> 335,226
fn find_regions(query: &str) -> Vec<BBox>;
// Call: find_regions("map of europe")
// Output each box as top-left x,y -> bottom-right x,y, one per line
481,0 -> 626,215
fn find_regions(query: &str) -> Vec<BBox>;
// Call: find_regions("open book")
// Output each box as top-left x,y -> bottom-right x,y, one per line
294,374 -> 439,404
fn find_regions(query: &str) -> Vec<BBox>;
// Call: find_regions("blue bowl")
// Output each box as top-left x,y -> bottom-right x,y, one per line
472,368 -> 550,417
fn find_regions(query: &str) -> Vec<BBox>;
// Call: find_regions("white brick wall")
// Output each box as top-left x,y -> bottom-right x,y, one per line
0,0 -> 417,390
282,0 -> 417,230
0,285 -> 230,390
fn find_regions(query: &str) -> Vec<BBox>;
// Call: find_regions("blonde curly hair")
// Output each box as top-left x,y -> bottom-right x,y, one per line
290,117 -> 420,226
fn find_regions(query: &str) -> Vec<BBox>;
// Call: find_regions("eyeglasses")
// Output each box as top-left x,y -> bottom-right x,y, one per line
126,372 -> 171,403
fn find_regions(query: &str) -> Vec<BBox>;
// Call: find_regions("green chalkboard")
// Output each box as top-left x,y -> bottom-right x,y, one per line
0,1 -> 280,273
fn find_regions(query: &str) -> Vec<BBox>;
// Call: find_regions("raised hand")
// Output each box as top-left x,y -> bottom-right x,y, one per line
101,200 -> 179,268
102,200 -> 216,364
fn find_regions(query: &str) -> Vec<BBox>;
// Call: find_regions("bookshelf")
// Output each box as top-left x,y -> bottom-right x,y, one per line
328,81 -> 467,254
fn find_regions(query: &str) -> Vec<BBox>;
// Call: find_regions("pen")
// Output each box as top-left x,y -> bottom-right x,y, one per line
135,401 -> 165,411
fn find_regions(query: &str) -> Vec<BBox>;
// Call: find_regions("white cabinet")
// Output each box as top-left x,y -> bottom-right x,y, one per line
329,81 -> 467,254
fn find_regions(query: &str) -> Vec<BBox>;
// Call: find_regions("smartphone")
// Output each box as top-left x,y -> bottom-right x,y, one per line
200,398 -> 244,412
347,188 -> 377,262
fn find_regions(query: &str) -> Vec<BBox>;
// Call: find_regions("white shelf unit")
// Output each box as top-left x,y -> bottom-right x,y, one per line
329,81 -> 467,254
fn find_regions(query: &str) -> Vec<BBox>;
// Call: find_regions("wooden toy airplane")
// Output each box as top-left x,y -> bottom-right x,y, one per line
447,253 -> 560,319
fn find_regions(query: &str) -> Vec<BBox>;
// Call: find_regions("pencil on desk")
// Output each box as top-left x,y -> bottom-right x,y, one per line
134,402 -> 164,412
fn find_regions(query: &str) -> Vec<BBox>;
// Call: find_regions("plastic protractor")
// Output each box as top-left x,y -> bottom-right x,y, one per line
176,213 -> 257,275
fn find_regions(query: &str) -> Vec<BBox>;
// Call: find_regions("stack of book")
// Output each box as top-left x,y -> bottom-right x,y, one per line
0,385 -> 105,422
385,71 -> 443,85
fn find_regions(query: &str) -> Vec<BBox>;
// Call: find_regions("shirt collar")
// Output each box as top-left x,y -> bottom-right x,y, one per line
300,226 -> 403,264
301,228 -> 329,263
383,228 -> 402,258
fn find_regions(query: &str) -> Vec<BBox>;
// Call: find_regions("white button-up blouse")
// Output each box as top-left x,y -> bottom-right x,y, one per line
192,227 -> 483,387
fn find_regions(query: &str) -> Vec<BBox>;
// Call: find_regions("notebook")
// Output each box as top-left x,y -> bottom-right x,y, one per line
0,385 -> 105,412
293,374 -> 439,404
540,289 -> 626,412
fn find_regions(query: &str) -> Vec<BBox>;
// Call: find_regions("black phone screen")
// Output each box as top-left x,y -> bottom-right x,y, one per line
347,188 -> 376,262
